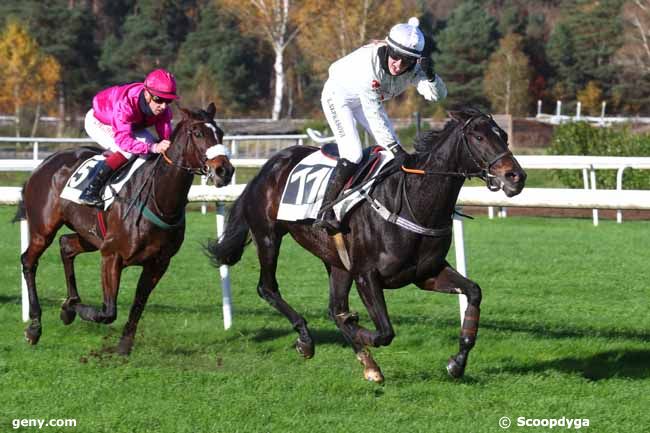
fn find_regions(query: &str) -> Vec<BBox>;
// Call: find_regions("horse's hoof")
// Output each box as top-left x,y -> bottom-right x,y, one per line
363,367 -> 384,383
117,337 -> 134,356
60,308 -> 76,325
446,356 -> 465,378
60,299 -> 78,325
24,322 -> 42,345
295,338 -> 314,359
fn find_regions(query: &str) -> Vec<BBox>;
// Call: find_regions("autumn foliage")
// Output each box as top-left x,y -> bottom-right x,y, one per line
0,21 -> 61,135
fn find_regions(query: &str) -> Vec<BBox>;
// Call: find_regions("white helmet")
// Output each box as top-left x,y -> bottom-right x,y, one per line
386,17 -> 424,58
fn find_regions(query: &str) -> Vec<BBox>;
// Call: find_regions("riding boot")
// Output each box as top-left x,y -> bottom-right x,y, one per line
78,160 -> 114,206
314,158 -> 359,233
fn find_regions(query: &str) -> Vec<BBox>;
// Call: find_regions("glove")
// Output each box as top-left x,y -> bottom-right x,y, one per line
387,142 -> 409,164
419,57 -> 435,81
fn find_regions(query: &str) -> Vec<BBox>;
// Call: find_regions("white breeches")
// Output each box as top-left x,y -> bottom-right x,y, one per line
84,109 -> 155,158
320,83 -> 374,163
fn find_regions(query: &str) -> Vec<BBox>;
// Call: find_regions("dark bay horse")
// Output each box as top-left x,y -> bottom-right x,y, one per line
18,103 -> 234,355
207,108 -> 526,382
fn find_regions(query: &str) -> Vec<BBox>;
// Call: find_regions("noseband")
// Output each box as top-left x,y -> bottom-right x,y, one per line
400,114 -> 512,191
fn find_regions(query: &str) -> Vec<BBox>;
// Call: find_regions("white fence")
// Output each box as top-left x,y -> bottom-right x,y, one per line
7,153 -> 649,223
535,100 -> 650,126
4,184 -> 650,328
0,135 -> 309,161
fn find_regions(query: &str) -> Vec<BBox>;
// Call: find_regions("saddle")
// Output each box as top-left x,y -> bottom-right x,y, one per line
319,143 -> 386,190
60,150 -> 151,210
276,144 -> 395,222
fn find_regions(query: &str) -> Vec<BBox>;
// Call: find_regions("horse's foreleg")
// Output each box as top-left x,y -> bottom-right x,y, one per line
350,270 -> 395,382
254,230 -> 314,358
117,259 -> 169,355
416,263 -> 482,379
59,234 -> 97,325
74,253 -> 122,324
328,266 -> 383,382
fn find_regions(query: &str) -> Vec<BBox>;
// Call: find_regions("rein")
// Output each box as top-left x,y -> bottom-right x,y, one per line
355,113 -> 511,236
400,115 -> 512,191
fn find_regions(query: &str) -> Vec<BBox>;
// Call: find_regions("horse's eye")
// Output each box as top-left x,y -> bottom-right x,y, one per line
194,130 -> 204,138
473,134 -> 483,141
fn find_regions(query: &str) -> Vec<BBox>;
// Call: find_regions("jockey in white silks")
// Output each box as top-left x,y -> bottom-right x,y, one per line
315,17 -> 448,233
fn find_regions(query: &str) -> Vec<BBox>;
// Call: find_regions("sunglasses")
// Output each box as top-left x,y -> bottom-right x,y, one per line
388,50 -> 417,67
151,95 -> 173,104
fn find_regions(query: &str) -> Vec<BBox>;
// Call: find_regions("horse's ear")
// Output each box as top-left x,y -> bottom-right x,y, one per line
206,102 -> 217,118
448,110 -> 470,123
180,107 -> 192,119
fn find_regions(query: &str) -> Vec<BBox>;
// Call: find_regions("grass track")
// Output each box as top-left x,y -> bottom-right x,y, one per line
0,206 -> 648,432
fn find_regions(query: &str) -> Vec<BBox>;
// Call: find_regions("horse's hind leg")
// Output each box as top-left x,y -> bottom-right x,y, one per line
59,234 -> 98,325
21,220 -> 63,345
253,229 -> 314,358
117,259 -> 170,355
416,263 -> 482,379
74,253 -> 122,324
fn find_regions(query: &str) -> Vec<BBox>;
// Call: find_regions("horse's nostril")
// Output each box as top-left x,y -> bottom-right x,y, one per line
506,171 -> 524,183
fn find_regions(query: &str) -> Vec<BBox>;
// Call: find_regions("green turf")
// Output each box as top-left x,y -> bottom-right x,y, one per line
0,206 -> 648,432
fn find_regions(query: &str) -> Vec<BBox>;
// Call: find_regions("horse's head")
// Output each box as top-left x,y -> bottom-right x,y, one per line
170,103 -> 234,187
449,109 -> 526,197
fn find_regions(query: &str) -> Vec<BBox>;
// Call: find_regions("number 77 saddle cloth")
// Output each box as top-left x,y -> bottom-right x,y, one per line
276,145 -> 394,222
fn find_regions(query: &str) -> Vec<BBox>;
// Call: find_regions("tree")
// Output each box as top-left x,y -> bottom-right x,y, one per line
612,0 -> 650,112
218,0 -> 322,120
0,1 -> 101,130
433,0 -> 498,109
174,5 -> 270,115
483,33 -> 532,115
577,80 -> 603,115
99,0 -> 191,83
0,21 -> 61,137
296,0 -> 418,78
547,0 -> 624,105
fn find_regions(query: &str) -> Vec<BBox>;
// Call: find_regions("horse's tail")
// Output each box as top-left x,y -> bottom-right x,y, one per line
206,191 -> 251,266
12,186 -> 26,223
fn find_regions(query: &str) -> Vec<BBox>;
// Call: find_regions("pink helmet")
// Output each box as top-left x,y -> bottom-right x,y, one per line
144,68 -> 178,100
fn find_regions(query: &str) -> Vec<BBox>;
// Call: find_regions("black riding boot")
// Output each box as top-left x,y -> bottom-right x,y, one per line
78,160 -> 114,206
314,158 -> 358,233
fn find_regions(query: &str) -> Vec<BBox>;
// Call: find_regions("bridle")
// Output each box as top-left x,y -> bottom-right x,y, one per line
160,119 -> 228,177
125,118 -> 228,229
458,115 -> 512,191
401,113 -> 512,191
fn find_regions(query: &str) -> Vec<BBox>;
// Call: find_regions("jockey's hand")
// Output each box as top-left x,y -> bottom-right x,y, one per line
419,57 -> 435,81
153,140 -> 171,154
388,143 -> 409,165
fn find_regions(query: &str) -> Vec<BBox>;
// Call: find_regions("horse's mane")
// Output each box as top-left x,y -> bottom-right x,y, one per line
413,107 -> 487,153
414,119 -> 458,153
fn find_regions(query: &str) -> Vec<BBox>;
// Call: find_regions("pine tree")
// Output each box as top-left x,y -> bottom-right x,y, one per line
547,0 -> 624,104
433,0 -> 498,109
99,0 -> 190,83
174,5 -> 269,115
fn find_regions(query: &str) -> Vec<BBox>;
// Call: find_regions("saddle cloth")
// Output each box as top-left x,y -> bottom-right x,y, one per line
276,147 -> 394,222
60,155 -> 148,210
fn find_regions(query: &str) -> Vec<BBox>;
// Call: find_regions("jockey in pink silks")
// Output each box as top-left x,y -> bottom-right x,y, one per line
79,68 -> 179,206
